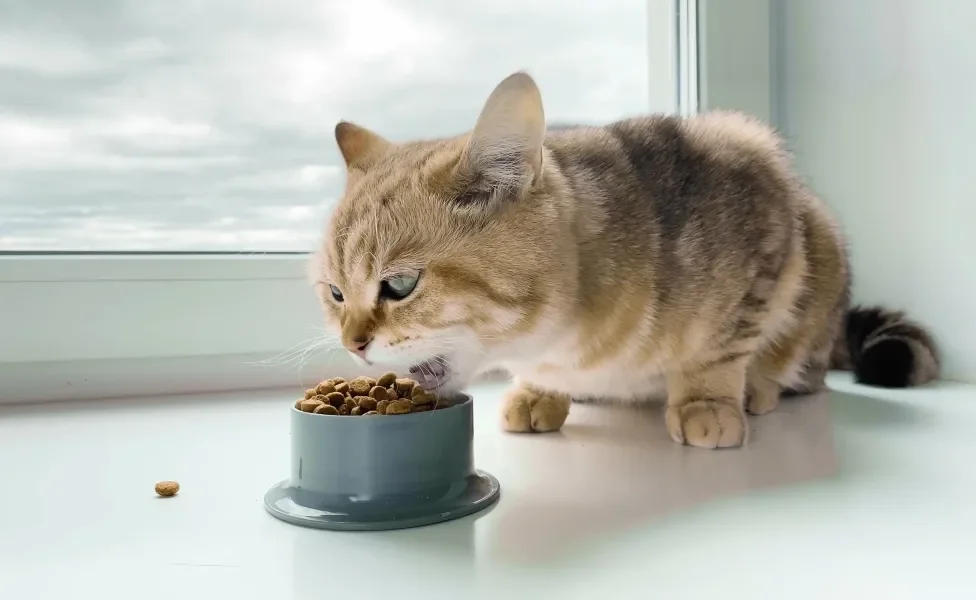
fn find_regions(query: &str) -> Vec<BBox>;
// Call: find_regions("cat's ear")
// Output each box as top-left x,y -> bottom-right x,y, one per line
458,72 -> 546,208
335,121 -> 393,171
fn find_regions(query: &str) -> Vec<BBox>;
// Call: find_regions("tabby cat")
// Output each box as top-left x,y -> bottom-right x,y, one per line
311,72 -> 939,449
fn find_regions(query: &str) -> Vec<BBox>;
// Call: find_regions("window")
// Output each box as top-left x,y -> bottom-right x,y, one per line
0,0 -> 694,402
0,0 -> 672,252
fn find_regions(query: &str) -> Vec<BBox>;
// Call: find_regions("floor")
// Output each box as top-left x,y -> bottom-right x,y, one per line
0,373 -> 973,599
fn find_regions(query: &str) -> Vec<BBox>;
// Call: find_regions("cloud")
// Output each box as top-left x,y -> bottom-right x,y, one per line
0,0 -> 649,251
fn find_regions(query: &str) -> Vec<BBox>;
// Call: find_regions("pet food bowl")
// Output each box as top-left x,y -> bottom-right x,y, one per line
264,393 -> 500,531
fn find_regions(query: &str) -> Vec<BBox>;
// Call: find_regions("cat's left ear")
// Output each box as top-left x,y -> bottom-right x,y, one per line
458,72 -> 546,208
335,121 -> 393,171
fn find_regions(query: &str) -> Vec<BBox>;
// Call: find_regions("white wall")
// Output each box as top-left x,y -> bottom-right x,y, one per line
699,0 -> 975,381
732,0 -> 973,382
698,0 -> 772,123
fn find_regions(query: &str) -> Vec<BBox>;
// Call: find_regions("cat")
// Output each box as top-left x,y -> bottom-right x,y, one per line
310,71 -> 939,449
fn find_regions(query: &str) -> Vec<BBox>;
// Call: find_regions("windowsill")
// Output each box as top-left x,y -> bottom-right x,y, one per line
1,373 -> 973,597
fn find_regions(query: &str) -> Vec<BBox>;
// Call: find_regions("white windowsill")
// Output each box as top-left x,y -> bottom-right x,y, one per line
0,254 -> 368,402
0,373 -> 973,599
0,253 -> 310,282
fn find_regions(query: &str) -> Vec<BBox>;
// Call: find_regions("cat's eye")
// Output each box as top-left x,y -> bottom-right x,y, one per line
328,284 -> 344,303
380,273 -> 420,301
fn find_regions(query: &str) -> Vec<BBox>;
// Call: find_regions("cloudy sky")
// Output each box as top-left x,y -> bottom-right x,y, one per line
0,0 -> 651,251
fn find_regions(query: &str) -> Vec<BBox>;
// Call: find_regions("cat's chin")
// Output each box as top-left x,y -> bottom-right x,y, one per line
407,355 -> 468,396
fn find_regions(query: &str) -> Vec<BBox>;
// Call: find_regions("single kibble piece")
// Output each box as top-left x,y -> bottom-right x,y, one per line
386,387 -> 399,400
348,377 -> 373,395
363,411 -> 379,416
411,393 -> 434,407
377,372 -> 397,387
325,392 -> 346,408
358,397 -> 378,412
314,404 -> 339,415
376,399 -> 391,415
335,382 -> 350,395
331,377 -> 346,385
369,386 -> 389,402
311,394 -> 329,405
394,378 -> 416,396
344,397 -> 359,410
155,481 -> 180,497
350,406 -> 362,416
387,400 -> 413,415
304,389 -> 317,399
315,382 -> 336,395
364,377 -> 378,387
338,404 -> 351,415
411,384 -> 426,399
294,398 -> 304,410
300,399 -> 324,413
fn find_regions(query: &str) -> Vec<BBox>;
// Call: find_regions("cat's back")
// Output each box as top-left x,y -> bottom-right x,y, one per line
543,110 -> 801,262
545,110 -> 793,197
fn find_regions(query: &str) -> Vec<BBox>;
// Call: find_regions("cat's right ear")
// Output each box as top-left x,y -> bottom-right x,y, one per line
335,121 -> 393,171
456,72 -> 546,211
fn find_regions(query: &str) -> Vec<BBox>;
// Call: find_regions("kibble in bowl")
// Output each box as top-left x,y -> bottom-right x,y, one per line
291,373 -> 456,418
264,373 -> 499,532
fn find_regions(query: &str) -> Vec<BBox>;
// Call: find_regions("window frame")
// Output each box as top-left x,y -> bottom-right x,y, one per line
0,0 -> 713,404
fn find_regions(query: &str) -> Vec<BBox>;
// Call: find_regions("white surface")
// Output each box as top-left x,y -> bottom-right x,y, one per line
777,0 -> 976,381
648,0 -> 683,114
0,254 -> 363,402
1,373 -> 974,599
0,255 -> 317,363
698,0 -> 772,121
675,0 -> 699,117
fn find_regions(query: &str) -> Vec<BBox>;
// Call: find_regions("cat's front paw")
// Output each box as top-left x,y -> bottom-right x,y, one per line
665,398 -> 747,449
501,386 -> 570,433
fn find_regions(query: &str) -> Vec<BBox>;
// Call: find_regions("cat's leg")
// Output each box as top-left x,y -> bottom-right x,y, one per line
746,299 -> 841,413
748,199 -> 849,411
747,340 -> 830,413
664,357 -> 750,449
745,339 -> 798,415
501,382 -> 571,433
781,363 -> 828,397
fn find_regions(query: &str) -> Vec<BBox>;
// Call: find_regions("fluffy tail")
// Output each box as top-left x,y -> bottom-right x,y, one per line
830,305 -> 940,388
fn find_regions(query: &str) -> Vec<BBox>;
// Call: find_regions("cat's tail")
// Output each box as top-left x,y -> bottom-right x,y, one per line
830,305 -> 940,388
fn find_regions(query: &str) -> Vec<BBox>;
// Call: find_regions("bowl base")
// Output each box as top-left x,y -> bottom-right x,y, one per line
263,470 -> 500,532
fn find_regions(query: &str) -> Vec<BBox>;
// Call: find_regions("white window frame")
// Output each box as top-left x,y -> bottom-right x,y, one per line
0,0 -> 717,404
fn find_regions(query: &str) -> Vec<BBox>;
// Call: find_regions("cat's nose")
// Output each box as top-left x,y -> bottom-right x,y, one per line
345,335 -> 373,359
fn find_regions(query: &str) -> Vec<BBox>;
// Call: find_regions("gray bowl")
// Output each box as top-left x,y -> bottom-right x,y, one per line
264,394 -> 500,531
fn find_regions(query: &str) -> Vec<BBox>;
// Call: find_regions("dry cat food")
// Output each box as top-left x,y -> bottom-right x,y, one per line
155,481 -> 180,497
294,373 -> 455,417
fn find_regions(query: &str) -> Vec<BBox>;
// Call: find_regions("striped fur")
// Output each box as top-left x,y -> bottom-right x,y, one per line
311,72 -> 941,449
830,306 -> 940,388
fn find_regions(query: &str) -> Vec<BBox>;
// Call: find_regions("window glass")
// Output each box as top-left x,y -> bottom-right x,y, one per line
0,0 -> 651,251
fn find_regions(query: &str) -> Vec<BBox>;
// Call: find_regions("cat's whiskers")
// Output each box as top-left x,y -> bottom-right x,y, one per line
248,333 -> 333,367
249,334 -> 342,371
291,338 -> 342,371
293,343 -> 343,376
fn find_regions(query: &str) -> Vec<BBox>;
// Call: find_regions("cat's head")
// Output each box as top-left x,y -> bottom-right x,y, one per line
310,72 -> 570,393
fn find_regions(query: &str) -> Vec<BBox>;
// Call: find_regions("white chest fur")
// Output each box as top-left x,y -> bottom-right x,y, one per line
485,326 -> 670,402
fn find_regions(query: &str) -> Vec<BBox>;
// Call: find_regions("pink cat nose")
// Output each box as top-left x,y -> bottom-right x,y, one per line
345,336 -> 373,359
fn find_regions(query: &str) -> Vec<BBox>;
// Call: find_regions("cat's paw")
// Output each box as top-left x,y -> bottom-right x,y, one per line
746,389 -> 780,415
745,376 -> 781,415
501,386 -> 570,433
665,398 -> 747,449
